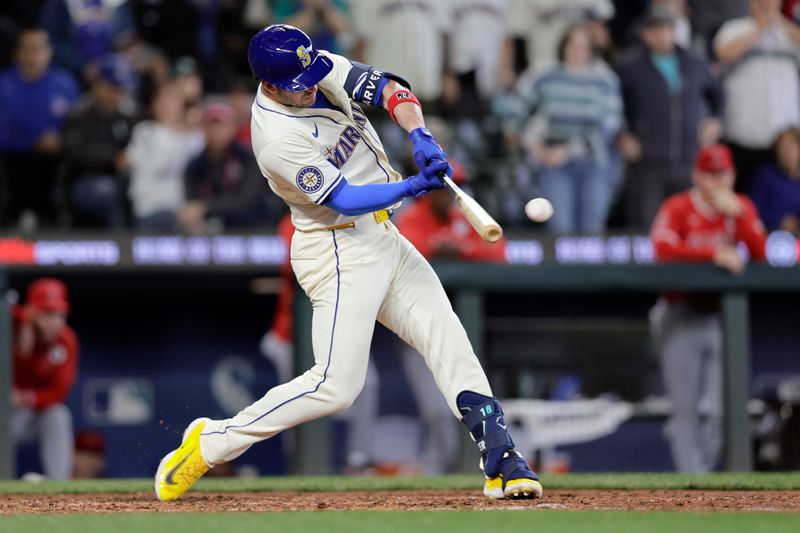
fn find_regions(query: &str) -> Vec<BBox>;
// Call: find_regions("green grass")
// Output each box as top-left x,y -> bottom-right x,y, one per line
1,511 -> 800,533
1,472 -> 800,495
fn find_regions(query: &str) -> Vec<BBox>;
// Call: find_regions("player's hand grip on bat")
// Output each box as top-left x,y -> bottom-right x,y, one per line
409,128 -> 453,175
323,159 -> 449,216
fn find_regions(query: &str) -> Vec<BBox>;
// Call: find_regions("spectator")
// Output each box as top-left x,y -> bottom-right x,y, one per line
518,25 -> 621,233
650,144 -> 767,472
441,0 -> 511,119
351,0 -> 450,103
750,127 -> 800,234
397,165 -> 507,262
39,0 -> 136,81
508,0 -> 614,73
126,81 -> 204,230
228,77 -> 256,148
714,0 -> 800,193
272,0 -> 350,55
0,28 -> 79,228
73,429 -> 107,479
178,102 -> 271,234
616,6 -> 723,230
11,278 -> 79,481
62,53 -> 136,228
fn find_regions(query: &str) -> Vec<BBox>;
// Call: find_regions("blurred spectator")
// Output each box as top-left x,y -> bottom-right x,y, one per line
689,0 -> 748,49
507,0 -> 614,72
260,213 -> 297,385
518,25 -> 621,233
351,0 -> 449,103
616,6 -> 723,230
0,2 -> 51,69
62,53 -> 136,228
714,0 -> 800,193
39,0 -> 136,81
179,102 -> 271,234
750,127 -> 800,234
126,82 -> 204,230
441,0 -> 511,119
11,278 -> 79,481
228,77 -> 256,148
650,144 -> 766,472
73,429 -> 107,479
0,28 -> 79,228
396,165 -> 507,262
786,0 -> 800,22
272,0 -> 350,55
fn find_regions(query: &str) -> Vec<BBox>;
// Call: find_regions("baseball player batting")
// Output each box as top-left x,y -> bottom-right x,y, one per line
154,24 -> 542,502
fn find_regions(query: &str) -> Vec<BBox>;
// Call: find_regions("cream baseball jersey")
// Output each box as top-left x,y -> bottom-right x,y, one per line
251,51 -> 402,231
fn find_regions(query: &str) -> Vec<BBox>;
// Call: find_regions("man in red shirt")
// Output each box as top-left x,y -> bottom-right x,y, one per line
650,144 -> 766,472
396,163 -> 506,262
11,278 -> 78,480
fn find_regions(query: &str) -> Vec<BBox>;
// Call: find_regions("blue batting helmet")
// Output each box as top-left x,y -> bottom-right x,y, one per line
247,24 -> 333,92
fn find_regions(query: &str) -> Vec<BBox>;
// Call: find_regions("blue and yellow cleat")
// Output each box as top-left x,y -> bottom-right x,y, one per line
483,451 -> 543,500
154,417 -> 211,501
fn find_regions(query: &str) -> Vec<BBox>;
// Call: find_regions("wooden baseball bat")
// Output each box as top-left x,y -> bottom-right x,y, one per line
441,175 -> 503,243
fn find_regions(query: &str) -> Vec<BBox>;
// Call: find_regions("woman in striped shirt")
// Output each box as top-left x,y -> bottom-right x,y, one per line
520,24 -> 622,233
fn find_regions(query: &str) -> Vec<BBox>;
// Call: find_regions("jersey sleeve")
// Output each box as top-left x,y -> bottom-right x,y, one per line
256,134 -> 344,205
736,195 -> 767,261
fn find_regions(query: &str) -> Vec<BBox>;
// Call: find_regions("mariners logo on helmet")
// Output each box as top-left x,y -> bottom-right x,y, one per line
296,166 -> 324,193
296,45 -> 312,68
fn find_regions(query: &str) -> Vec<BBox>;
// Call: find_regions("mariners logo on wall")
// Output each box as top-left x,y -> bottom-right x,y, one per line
296,45 -> 312,68
296,166 -> 324,193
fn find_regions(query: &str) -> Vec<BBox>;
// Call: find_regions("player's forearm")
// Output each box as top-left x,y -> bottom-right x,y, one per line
654,241 -> 716,262
323,179 -> 413,216
382,80 -> 425,132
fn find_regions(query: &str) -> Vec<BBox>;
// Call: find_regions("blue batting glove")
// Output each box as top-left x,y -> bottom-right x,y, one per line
409,127 -> 452,174
405,159 -> 449,199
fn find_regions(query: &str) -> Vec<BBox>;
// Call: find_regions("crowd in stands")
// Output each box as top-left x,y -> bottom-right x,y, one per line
1,0 -> 800,235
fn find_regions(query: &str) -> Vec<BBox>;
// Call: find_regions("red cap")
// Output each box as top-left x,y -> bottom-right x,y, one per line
695,144 -> 734,173
75,429 -> 106,454
26,278 -> 70,314
203,102 -> 236,124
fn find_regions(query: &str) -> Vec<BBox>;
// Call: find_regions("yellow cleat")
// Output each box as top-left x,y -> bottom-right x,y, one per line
154,417 -> 211,501
484,474 -> 543,500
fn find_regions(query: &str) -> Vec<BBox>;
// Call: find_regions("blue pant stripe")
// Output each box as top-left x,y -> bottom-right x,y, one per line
201,230 -> 341,437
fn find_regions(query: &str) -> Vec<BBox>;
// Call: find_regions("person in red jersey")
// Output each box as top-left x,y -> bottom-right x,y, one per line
11,278 -> 78,480
260,213 -> 298,385
395,163 -> 506,262
650,144 -> 766,473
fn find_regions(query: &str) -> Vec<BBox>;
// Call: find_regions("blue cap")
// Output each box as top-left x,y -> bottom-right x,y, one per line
97,54 -> 135,90
247,24 -> 333,92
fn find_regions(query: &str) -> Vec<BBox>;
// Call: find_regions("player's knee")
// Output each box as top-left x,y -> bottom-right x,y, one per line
326,388 -> 360,413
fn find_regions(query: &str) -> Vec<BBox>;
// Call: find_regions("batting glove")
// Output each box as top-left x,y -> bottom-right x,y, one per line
405,158 -> 449,199
409,128 -> 453,175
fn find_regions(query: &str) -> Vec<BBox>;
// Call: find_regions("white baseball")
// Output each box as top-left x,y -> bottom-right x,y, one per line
525,198 -> 554,223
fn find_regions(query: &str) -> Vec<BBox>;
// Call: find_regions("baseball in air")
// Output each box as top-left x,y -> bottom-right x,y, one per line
525,198 -> 554,223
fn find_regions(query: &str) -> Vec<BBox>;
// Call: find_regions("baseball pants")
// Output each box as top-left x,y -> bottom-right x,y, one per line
11,404 -> 74,480
650,299 -> 723,473
201,216 -> 492,465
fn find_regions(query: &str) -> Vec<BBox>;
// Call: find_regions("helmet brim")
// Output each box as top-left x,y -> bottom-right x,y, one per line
272,54 -> 334,92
